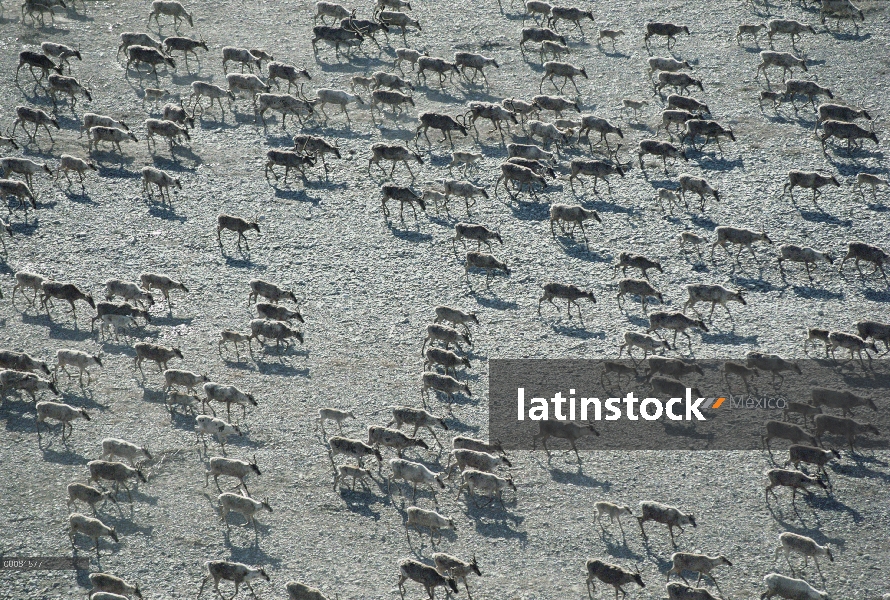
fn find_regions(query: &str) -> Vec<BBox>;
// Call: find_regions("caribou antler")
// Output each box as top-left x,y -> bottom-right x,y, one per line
299,137 -> 310,156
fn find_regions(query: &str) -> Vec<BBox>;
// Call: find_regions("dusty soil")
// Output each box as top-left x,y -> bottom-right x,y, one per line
1,0 -> 888,598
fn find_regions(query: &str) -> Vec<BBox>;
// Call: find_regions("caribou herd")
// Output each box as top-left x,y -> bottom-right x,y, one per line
0,0 -> 887,598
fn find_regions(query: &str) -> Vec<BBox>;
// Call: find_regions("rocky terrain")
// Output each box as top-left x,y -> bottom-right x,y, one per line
0,0 -> 888,598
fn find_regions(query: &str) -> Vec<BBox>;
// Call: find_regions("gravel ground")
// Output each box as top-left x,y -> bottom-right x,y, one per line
1,0 -> 889,598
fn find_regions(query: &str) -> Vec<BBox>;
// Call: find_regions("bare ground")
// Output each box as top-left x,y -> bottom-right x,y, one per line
1,0 -> 889,598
